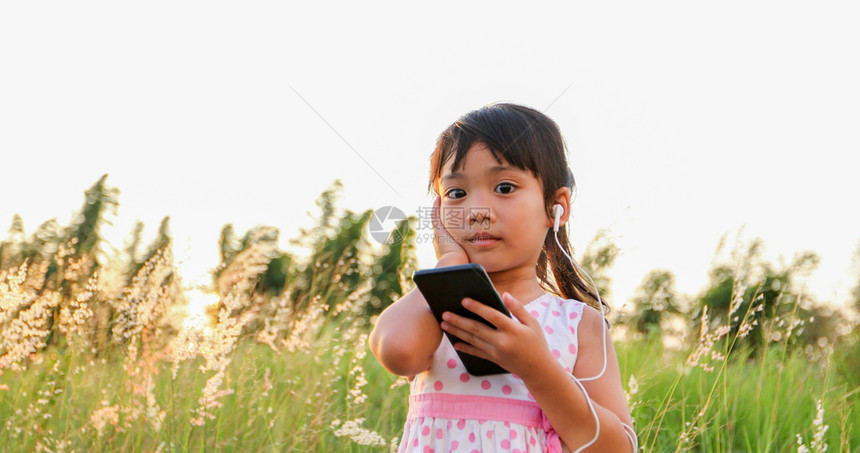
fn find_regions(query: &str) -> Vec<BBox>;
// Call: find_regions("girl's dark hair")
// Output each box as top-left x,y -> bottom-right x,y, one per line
427,102 -> 610,317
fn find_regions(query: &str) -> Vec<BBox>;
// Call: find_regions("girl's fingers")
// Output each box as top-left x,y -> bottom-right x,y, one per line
440,310 -> 494,348
441,316 -> 497,363
501,292 -> 538,328
459,297 -> 512,329
431,196 -> 467,261
451,341 -> 493,363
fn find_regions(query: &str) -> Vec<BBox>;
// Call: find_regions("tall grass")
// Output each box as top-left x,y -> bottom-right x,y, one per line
619,331 -> 858,452
1,242 -> 858,452
1,311 -> 855,451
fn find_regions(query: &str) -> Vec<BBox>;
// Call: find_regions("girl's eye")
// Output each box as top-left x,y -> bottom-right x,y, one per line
496,183 -> 515,194
445,188 -> 465,199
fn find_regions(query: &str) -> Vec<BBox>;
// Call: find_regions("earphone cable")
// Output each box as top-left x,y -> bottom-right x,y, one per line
552,215 -> 638,452
552,229 -> 607,382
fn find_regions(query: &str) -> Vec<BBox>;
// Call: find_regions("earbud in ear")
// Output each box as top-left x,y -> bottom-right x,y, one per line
552,204 -> 564,232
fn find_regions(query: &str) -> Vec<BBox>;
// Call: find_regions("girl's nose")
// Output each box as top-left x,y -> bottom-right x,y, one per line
468,205 -> 493,226
462,191 -> 494,228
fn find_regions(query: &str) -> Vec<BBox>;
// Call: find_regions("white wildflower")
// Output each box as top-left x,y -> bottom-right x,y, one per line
332,418 -> 387,447
796,399 -> 829,453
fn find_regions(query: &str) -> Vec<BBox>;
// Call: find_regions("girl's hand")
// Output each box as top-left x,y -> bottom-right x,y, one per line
431,196 -> 469,265
439,292 -> 557,382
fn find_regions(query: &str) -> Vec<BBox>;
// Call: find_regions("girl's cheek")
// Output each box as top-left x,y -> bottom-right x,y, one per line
445,223 -> 464,236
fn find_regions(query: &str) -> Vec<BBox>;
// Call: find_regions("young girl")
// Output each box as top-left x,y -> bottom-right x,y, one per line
369,103 -> 636,452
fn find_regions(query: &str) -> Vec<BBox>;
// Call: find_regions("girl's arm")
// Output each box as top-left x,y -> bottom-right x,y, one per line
368,255 -> 464,376
528,304 -> 635,452
439,294 -> 636,452
370,196 -> 471,377
368,286 -> 441,377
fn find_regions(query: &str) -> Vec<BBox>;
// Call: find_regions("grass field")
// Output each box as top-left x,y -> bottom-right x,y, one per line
2,229 -> 859,452
1,306 -> 857,452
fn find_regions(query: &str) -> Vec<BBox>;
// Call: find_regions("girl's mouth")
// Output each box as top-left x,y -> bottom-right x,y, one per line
467,234 -> 500,248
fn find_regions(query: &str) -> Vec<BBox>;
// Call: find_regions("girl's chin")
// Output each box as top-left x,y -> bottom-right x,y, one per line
467,254 -> 537,275
465,257 -> 501,273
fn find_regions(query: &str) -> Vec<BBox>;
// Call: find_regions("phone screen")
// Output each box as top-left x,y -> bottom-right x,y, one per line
412,263 -> 512,376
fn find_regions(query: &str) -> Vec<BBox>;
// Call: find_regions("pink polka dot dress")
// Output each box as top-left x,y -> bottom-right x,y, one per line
397,292 -> 586,453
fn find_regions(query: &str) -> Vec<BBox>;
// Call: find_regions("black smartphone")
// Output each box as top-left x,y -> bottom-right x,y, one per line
412,263 -> 512,376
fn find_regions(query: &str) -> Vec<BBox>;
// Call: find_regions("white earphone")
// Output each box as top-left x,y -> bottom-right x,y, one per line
553,204 -> 564,233
551,203 -> 638,452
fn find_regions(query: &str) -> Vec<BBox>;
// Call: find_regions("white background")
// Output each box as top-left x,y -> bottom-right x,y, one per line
2,1 -> 858,309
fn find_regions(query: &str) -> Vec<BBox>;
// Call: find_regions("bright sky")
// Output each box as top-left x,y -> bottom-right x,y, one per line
2,1 -> 859,310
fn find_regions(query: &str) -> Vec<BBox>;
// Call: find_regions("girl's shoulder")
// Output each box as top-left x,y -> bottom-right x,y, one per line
542,293 -> 610,341
541,292 -> 589,318
560,297 -> 615,369
548,293 -> 612,328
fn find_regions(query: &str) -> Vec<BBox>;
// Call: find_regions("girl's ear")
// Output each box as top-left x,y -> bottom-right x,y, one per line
548,187 -> 572,228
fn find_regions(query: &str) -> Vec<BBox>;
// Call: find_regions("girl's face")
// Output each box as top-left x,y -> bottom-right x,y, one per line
438,141 -> 552,274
